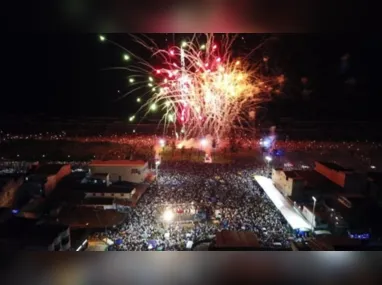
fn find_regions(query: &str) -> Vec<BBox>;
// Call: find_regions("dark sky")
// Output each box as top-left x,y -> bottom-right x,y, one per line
3,33 -> 381,121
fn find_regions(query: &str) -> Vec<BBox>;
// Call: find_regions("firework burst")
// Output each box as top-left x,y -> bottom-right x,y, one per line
100,34 -> 283,139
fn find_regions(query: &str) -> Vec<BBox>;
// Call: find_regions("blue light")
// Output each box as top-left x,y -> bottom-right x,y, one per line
275,150 -> 283,156
263,140 -> 270,148
350,233 -> 370,240
12,209 -> 19,214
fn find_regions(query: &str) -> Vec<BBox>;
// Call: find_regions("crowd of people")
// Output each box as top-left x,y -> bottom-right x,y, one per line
2,130 -> 382,251
3,128 -> 382,169
93,160 -> 292,251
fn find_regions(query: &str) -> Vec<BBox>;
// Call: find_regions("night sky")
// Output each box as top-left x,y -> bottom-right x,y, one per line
3,34 -> 381,122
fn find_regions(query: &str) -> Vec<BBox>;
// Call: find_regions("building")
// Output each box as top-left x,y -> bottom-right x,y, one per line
313,236 -> 363,251
0,207 -> 14,223
27,164 -> 71,194
89,160 -> 150,183
269,167 -> 381,236
78,181 -> 136,200
315,161 -> 367,193
64,181 -> 137,211
272,168 -> 305,198
255,176 -> 312,233
291,237 -> 363,251
88,173 -> 111,186
323,196 -> 381,237
367,172 -> 382,206
0,217 -> 71,251
80,198 -> 116,210
211,230 -> 261,250
272,167 -> 343,200
300,204 -> 330,230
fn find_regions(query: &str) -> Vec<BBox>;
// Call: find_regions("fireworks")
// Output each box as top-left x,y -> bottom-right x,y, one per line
100,34 -> 284,139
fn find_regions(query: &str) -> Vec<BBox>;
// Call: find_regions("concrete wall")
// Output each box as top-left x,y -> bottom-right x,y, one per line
302,206 -> 315,227
272,169 -> 304,198
90,164 -> 148,183
84,191 -> 134,199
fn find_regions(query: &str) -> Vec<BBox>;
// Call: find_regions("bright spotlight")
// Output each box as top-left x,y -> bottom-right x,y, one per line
159,139 -> 165,147
200,138 -> 207,147
265,155 -> 272,162
163,210 -> 174,222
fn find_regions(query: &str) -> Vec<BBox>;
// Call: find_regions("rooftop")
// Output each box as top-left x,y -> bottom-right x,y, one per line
91,173 -> 109,180
368,172 -> 382,189
58,207 -> 126,229
74,183 -> 136,194
291,241 -> 312,251
215,230 -> 260,249
293,170 -> 344,193
323,197 -> 382,231
58,172 -> 88,187
90,160 -> 146,167
41,175 -> 87,211
81,197 -> 115,205
0,218 -> 69,247
33,164 -> 67,176
315,236 -> 362,249
316,161 -> 353,172
0,207 -> 13,223
283,170 -> 303,180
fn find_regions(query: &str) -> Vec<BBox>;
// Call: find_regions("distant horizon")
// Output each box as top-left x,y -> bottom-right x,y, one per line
1,112 -> 382,123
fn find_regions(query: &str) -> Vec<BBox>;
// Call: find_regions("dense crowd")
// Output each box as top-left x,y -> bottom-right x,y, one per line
3,129 -> 382,170
2,131 -> 382,251
94,160 -> 293,251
